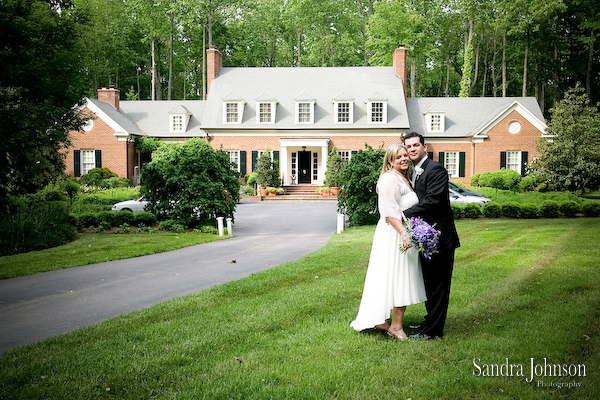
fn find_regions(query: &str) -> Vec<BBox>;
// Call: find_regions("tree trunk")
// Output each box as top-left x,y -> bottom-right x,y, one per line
168,24 -> 173,100
297,29 -> 302,67
522,33 -> 529,97
586,31 -> 594,96
410,58 -> 416,97
553,43 -> 558,106
502,33 -> 507,97
491,34 -> 497,97
445,52 -> 450,96
151,38 -> 156,101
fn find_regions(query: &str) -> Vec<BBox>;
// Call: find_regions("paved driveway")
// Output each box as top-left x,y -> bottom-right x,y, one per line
0,201 -> 340,354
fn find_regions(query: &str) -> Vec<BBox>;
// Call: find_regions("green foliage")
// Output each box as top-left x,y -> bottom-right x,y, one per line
0,202 -> 77,256
582,202 -> 600,217
501,202 -> 521,218
241,185 -> 255,196
338,145 -> 385,226
79,168 -> 131,190
135,136 -> 162,154
158,219 -> 185,233
462,203 -> 482,219
470,173 -> 481,187
533,84 -> 600,193
451,203 -> 464,219
519,204 -> 540,219
324,147 -> 344,187
558,201 -> 581,217
254,151 -> 280,188
478,169 -> 522,191
483,202 -> 502,218
141,138 -> 240,227
519,176 -> 537,192
0,0 -> 88,197
539,200 -> 560,218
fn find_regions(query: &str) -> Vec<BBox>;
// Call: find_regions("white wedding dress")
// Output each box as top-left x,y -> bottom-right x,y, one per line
350,171 -> 427,331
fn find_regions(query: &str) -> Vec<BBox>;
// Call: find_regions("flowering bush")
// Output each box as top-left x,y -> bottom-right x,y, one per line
401,217 -> 440,260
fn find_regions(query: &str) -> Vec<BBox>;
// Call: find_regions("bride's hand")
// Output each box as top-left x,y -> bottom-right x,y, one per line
400,233 -> 412,249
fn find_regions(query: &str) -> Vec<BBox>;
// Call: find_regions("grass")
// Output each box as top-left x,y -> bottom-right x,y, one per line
1,218 -> 599,399
0,233 -> 227,280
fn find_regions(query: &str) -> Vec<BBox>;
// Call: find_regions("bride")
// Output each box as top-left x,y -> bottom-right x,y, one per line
350,143 -> 427,339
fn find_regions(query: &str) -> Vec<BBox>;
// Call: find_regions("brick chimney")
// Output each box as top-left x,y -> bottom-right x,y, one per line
206,46 -> 222,96
393,45 -> 408,98
97,86 -> 120,110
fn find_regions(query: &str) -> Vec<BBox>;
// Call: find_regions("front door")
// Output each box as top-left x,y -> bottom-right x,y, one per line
298,151 -> 311,183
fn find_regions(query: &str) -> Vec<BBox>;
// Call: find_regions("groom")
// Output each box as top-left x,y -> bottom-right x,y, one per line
402,132 -> 460,339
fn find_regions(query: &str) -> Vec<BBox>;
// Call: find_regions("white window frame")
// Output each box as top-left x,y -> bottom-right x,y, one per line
257,150 -> 274,160
223,101 -> 245,124
367,100 -> 387,124
256,101 -> 276,124
81,149 -> 96,176
226,150 -> 241,172
444,151 -> 459,178
170,114 -> 184,133
295,101 -> 315,124
337,150 -> 352,161
506,150 -> 522,174
334,101 -> 353,124
425,113 -> 445,133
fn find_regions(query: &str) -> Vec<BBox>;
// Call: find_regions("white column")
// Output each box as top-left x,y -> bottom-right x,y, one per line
217,217 -> 224,236
321,144 -> 329,185
280,144 -> 288,185
226,217 -> 233,236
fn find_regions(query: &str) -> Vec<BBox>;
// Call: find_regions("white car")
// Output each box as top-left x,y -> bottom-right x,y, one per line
448,182 -> 492,206
111,197 -> 149,213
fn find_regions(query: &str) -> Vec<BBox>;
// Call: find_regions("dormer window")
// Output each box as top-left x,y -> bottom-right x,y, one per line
366,94 -> 388,124
296,101 -> 315,124
256,101 -> 277,124
294,93 -> 316,124
169,105 -> 191,133
334,101 -> 353,124
222,95 -> 245,124
425,112 -> 445,132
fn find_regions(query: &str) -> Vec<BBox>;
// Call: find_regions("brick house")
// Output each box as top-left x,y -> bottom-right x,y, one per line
65,46 -> 548,185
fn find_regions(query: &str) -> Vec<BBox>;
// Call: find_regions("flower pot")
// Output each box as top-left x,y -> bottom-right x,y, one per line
268,192 -> 276,196
260,187 -> 267,196
330,187 -> 339,195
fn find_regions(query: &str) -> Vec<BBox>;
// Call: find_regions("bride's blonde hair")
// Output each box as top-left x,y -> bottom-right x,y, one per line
379,143 -> 410,181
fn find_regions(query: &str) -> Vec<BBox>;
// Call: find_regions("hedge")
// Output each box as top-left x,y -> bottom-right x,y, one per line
71,211 -> 157,230
451,200 -> 599,220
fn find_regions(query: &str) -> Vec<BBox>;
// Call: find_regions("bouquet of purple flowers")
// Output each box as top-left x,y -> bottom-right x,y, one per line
400,217 -> 440,260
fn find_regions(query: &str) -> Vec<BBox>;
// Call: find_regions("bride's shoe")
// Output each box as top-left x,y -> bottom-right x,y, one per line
387,327 -> 408,340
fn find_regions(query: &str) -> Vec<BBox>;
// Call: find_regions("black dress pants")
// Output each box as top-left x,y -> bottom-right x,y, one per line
419,249 -> 455,337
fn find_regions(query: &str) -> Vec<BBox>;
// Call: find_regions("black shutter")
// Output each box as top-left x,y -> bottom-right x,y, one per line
427,151 -> 434,159
439,152 -> 445,166
500,151 -> 507,169
240,151 -> 247,176
95,150 -> 102,168
273,150 -> 279,163
74,150 -> 81,177
252,151 -> 258,172
459,152 -> 466,177
521,151 -> 528,176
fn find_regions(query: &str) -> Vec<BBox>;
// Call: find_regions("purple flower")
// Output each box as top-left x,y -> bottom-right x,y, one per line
400,217 -> 440,260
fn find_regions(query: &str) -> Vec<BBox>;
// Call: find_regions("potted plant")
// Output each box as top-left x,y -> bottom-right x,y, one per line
276,187 -> 285,195
266,187 -> 277,196
316,187 -> 330,196
255,151 -> 280,196
325,147 -> 344,196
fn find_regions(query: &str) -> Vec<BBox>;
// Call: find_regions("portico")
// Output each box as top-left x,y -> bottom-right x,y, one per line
279,138 -> 330,185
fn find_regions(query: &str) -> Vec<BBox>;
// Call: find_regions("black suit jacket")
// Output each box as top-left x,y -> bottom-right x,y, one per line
403,158 -> 460,251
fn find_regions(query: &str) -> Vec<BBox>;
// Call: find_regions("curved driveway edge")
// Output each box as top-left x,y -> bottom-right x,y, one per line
0,201 -> 339,354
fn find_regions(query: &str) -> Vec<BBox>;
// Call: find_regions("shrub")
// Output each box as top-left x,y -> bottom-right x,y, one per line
478,169 -> 521,191
158,219 -> 185,232
520,204 -> 540,219
470,173 -> 481,187
582,202 -> 600,217
325,147 -> 344,187
76,212 -> 99,228
558,201 -> 581,217
450,204 -> 464,219
462,203 -> 482,219
539,200 -> 560,218
199,225 -> 219,235
242,185 -> 255,196
113,210 -> 136,226
0,202 -> 77,256
134,212 -> 157,226
337,145 -> 385,226
80,167 -> 117,186
501,202 -> 521,218
96,211 -> 115,227
519,176 -> 536,192
483,202 -> 502,218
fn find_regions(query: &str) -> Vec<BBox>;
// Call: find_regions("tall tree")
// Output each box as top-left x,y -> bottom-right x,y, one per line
0,0 -> 88,199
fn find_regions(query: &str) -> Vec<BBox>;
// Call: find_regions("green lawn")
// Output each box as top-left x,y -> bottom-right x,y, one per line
1,219 -> 598,399
0,233 -> 227,280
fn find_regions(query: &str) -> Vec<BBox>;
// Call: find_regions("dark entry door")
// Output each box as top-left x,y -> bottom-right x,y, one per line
298,151 -> 311,183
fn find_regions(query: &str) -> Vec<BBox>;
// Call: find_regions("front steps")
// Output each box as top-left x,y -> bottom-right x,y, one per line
261,184 -> 337,201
